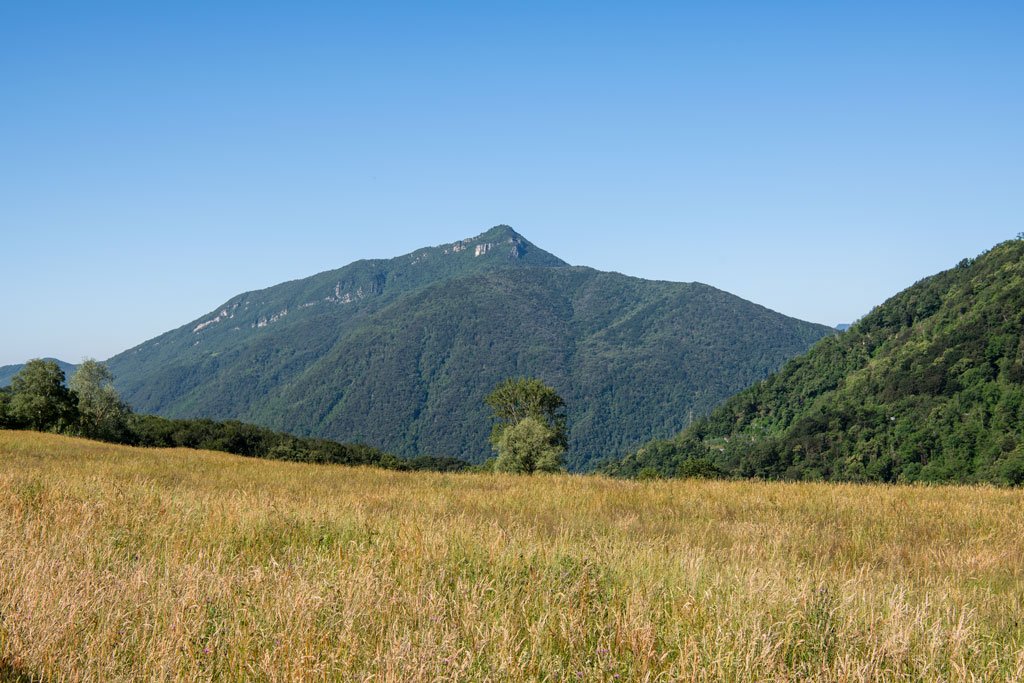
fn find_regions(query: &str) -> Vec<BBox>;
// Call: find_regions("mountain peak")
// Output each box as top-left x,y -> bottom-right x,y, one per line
110,225 -> 570,361
477,224 -> 523,241
435,225 -> 567,267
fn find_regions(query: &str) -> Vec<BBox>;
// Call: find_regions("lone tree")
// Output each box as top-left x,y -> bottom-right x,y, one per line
8,359 -> 78,432
69,359 -> 131,441
485,377 -> 567,474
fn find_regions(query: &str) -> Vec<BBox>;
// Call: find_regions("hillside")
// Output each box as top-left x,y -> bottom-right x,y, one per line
3,430 -> 1022,681
608,239 -> 1024,484
104,226 -> 834,469
251,267 -> 833,470
107,225 -> 565,411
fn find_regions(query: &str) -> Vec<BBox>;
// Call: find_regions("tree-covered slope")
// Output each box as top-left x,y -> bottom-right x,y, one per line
106,226 -> 834,469
107,226 -> 565,414
247,267 -> 830,469
608,239 -> 1024,484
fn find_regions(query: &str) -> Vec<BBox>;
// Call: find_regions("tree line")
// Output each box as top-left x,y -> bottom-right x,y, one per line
0,359 -> 470,472
0,359 -> 568,475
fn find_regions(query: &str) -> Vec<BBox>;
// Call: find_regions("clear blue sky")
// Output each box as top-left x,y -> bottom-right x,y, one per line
2,1 -> 1021,366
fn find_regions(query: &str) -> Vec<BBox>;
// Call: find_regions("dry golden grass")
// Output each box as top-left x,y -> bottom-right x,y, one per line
1,430 -> 1022,682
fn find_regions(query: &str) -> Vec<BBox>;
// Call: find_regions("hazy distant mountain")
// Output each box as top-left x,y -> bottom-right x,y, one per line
106,226 -> 835,469
835,323 -> 851,331
609,239 -> 1024,484
0,358 -> 77,387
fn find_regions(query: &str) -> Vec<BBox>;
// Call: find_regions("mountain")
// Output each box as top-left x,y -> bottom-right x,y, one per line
106,226 -> 835,469
0,358 -> 78,387
607,239 -> 1024,484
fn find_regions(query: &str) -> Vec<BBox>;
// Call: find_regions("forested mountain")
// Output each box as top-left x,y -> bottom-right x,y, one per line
105,226 -> 834,469
607,239 -> 1024,484
0,359 -> 77,387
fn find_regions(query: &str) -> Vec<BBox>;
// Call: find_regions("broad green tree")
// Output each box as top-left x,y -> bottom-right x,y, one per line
484,377 -> 567,448
9,359 -> 78,432
70,359 -> 131,441
493,416 -> 565,474
486,378 -> 567,474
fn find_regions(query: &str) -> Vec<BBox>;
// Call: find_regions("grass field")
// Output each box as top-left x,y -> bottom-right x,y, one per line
1,431 -> 1022,682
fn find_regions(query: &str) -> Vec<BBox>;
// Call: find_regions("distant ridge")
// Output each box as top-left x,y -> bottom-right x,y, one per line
104,225 -> 835,469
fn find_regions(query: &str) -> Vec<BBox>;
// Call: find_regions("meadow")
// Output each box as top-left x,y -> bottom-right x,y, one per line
1,431 -> 1022,682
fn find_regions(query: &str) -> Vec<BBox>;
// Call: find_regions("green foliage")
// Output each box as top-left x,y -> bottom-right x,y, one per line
996,448 -> 1024,486
611,240 -> 1024,486
0,358 -> 77,388
485,377 -> 567,449
493,416 -> 565,474
675,457 -> 726,480
487,379 -> 567,474
124,414 -> 471,471
0,386 -> 13,429
126,414 -> 416,468
471,457 -> 498,473
104,227 -> 833,470
70,359 -> 132,441
7,359 -> 78,432
2,364 -> 469,475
